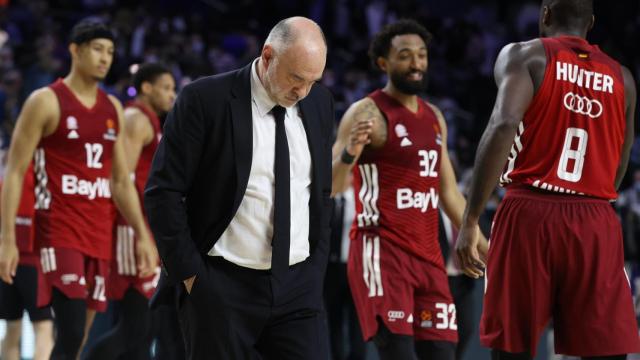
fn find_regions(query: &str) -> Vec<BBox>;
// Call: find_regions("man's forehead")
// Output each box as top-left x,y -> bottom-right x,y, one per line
390,34 -> 426,51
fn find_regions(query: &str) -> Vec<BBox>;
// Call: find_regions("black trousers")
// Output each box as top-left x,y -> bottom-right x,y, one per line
177,256 -> 329,360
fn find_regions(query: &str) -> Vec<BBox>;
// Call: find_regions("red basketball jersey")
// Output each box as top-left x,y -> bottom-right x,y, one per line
35,79 -> 119,260
351,89 -> 444,267
500,36 -> 626,200
115,101 -> 161,225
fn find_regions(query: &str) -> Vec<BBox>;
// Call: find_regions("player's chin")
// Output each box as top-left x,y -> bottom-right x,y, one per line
93,72 -> 108,81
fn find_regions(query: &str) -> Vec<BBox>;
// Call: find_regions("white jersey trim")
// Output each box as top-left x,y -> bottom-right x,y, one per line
357,164 -> 380,227
34,148 -> 52,210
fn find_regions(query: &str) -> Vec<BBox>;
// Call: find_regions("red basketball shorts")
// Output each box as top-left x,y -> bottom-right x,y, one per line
38,246 -> 109,312
481,187 -> 640,357
348,232 -> 458,343
107,225 -> 160,300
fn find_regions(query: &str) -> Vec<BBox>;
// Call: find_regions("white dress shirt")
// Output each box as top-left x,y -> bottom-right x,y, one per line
209,59 -> 312,269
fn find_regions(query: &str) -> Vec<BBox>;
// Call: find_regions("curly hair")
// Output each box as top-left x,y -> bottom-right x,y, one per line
368,19 -> 433,70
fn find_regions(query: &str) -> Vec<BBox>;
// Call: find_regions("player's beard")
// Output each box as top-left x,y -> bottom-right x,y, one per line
390,69 -> 427,95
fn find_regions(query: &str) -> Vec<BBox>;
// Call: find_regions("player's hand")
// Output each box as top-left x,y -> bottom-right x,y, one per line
135,229 -> 158,278
455,222 -> 486,279
184,275 -> 196,294
0,239 -> 19,284
346,116 -> 374,158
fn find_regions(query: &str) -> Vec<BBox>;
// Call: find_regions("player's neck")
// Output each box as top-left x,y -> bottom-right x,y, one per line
382,84 -> 418,112
64,72 -> 99,97
136,96 -> 159,116
545,28 -> 587,39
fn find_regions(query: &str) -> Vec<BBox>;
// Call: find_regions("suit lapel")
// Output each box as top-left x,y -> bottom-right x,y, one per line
230,64 -> 253,214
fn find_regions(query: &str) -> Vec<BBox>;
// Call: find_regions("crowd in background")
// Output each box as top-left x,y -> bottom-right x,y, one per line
1,0 -> 640,358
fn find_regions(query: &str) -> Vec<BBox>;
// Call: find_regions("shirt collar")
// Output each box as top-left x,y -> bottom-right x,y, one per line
250,59 -> 297,119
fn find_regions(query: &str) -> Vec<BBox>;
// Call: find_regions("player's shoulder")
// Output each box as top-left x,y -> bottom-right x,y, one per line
494,39 -> 545,77
106,94 -> 124,112
424,100 -> 443,118
347,96 -> 380,116
498,39 -> 544,64
25,87 -> 58,108
124,105 -> 151,123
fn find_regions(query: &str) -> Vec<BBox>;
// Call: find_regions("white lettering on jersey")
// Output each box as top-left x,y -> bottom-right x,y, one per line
556,61 -> 614,94
61,175 -> 111,199
396,188 -> 438,213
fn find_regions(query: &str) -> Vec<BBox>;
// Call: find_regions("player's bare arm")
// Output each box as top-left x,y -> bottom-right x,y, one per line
614,66 -> 636,190
108,95 -> 158,277
331,97 -> 382,195
0,88 -> 58,284
456,41 -> 537,278
122,107 -> 154,171
429,103 -> 488,276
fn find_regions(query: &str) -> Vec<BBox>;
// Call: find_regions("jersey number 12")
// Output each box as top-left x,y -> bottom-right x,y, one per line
85,143 -> 104,169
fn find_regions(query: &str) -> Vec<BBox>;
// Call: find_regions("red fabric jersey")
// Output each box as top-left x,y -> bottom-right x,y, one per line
351,89 -> 443,267
130,101 -> 161,203
500,36 -> 626,200
35,79 -> 119,260
115,101 -> 161,230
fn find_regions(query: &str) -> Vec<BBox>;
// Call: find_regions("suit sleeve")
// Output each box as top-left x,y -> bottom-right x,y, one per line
313,90 -> 336,272
144,85 -> 207,286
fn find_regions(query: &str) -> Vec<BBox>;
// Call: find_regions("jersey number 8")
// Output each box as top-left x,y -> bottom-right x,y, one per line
557,127 -> 588,183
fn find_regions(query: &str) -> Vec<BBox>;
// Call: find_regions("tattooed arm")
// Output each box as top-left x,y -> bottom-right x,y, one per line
331,98 -> 385,196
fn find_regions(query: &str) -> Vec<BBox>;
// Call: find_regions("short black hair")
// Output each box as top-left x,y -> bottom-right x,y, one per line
70,19 -> 115,45
132,63 -> 172,93
543,0 -> 593,30
368,19 -> 433,70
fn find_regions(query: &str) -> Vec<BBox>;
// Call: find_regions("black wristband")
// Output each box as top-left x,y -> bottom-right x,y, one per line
340,147 -> 356,164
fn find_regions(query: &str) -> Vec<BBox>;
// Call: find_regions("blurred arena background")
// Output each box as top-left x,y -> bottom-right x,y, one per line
0,0 -> 639,359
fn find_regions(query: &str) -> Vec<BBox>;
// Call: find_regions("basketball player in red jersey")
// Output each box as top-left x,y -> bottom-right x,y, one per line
0,20 -> 158,359
0,166 -> 54,360
456,0 -> 639,359
332,19 -> 488,360
84,63 -> 175,360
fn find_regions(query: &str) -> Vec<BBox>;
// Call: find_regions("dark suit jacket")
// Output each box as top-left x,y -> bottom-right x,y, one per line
144,63 -> 335,306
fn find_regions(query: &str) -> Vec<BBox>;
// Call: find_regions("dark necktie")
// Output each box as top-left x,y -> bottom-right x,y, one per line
271,105 -> 290,278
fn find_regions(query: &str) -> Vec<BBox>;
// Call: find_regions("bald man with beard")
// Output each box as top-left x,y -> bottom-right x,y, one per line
144,17 -> 335,359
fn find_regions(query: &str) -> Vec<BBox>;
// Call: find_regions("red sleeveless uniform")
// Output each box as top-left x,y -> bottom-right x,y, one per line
351,89 -> 443,266
108,101 -> 161,300
500,36 -> 625,199
35,79 -> 118,312
348,90 -> 457,343
35,79 -> 118,259
482,36 -> 640,357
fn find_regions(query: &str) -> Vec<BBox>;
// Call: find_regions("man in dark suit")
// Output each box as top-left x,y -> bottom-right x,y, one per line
144,17 -> 334,359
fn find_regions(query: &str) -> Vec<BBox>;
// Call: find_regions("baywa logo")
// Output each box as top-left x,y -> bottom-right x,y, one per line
563,92 -> 603,119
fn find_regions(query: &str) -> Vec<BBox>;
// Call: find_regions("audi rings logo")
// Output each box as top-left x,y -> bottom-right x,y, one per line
387,311 -> 405,320
563,92 -> 603,119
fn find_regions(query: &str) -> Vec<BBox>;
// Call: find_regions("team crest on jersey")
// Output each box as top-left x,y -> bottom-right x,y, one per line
66,116 -> 79,139
103,118 -> 117,141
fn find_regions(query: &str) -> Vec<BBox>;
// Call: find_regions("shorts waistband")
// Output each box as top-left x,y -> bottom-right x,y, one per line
504,185 -> 611,204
